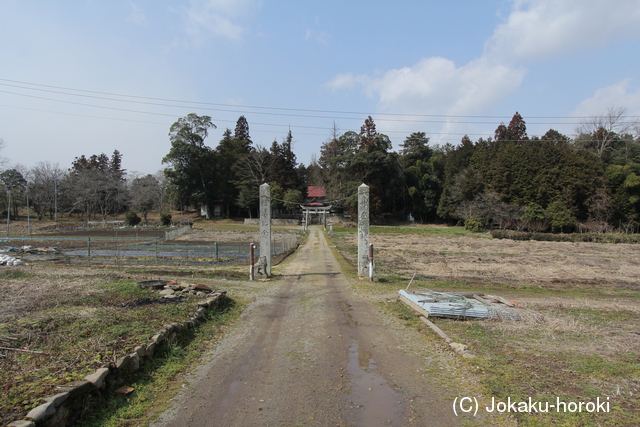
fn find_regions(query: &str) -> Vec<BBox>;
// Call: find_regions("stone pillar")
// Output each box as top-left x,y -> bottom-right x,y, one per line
358,183 -> 370,277
260,183 -> 271,276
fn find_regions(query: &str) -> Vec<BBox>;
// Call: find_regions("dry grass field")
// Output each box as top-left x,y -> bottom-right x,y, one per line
330,225 -> 640,426
2,218 -> 638,426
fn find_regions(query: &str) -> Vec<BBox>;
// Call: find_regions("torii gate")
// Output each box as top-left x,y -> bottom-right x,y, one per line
300,205 -> 332,232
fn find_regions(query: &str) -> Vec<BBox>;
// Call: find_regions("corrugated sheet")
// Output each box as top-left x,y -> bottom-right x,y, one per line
398,289 -> 522,320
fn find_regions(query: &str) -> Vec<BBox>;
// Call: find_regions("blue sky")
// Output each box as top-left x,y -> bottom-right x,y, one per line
1,0 -> 640,176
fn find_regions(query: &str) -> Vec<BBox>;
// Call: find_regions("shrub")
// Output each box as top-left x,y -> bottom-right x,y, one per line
124,210 -> 141,226
545,201 -> 576,233
160,212 -> 172,226
464,216 -> 485,232
490,229 -> 640,244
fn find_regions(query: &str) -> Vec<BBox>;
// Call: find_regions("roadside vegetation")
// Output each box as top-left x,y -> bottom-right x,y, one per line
0,259 -> 245,426
328,225 -> 640,426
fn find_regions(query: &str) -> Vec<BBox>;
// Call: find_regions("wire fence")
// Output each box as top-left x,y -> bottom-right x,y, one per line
164,225 -> 192,241
1,233 -> 300,266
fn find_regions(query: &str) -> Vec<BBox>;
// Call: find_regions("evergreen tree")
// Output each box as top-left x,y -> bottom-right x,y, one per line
216,122 -> 254,217
162,113 -> 217,218
234,115 -> 253,148
400,132 -> 440,222
270,130 -> 299,190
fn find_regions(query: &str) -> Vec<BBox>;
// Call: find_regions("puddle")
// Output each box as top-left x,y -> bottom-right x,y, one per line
344,343 -> 409,425
338,301 -> 358,327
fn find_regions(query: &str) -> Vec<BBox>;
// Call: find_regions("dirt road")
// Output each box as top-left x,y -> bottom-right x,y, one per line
151,227 -> 476,426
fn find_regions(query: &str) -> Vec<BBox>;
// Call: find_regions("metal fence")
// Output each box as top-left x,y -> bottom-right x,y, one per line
164,225 -> 192,241
1,232 -> 299,266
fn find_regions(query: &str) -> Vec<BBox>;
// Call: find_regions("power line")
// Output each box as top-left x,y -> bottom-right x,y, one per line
3,78 -> 635,124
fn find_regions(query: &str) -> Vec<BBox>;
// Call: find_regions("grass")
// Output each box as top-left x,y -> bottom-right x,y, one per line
332,224 -> 487,238
80,299 -> 244,427
328,226 -> 640,426
0,264 -> 242,426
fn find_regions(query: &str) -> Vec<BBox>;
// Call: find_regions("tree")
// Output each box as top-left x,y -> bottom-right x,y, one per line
348,148 -> 404,218
235,145 -> 273,187
575,107 -> 636,159
68,151 -> 127,223
26,161 -> 66,220
494,112 -> 528,143
283,189 -> 303,214
358,116 -> 391,153
163,114 -> 217,218
129,174 -> 161,222
234,115 -> 252,147
521,203 -> 547,231
270,130 -> 299,190
318,127 -> 357,206
437,136 -> 477,221
0,138 -> 8,170
236,185 -> 258,218
216,122 -> 254,217
546,201 -> 576,233
400,132 -> 441,222
1,169 -> 27,220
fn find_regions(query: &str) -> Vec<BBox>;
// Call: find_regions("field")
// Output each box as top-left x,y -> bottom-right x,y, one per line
2,218 -> 639,426
329,225 -> 640,426
0,218 -> 276,426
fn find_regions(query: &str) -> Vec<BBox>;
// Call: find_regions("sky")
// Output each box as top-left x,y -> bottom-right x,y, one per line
1,0 -> 640,177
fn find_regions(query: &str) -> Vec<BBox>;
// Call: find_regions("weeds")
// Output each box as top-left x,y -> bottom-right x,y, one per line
332,225 -> 640,426
0,265 -> 238,426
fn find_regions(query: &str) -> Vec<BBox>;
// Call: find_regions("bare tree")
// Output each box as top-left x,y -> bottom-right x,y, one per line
129,174 -> 161,222
236,145 -> 274,186
26,162 -> 66,220
0,138 -> 8,170
575,107 -> 636,157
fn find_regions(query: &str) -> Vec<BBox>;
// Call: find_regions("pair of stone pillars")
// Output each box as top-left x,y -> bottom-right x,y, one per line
257,183 -> 372,279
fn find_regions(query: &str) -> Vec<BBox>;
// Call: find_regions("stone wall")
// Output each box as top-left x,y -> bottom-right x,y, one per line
7,292 -> 228,427
243,218 -> 299,225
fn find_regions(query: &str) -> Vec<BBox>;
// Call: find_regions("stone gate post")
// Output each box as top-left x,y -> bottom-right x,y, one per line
260,183 -> 272,276
358,183 -> 369,278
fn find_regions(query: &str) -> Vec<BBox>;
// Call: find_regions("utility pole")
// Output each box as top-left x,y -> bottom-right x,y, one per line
54,180 -> 58,222
26,187 -> 31,235
5,189 -> 10,235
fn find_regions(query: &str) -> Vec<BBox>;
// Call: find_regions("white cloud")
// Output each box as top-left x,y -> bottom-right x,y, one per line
485,0 -> 640,63
184,0 -> 260,43
326,57 -> 525,142
325,0 -> 640,144
366,57 -> 525,116
127,2 -> 146,26
305,29 -> 331,46
572,78 -> 640,117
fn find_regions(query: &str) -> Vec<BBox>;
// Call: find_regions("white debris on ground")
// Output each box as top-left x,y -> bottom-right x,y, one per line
0,253 -> 27,266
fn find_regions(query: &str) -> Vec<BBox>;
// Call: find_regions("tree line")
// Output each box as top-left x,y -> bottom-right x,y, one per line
313,108 -> 640,233
1,108 -> 638,233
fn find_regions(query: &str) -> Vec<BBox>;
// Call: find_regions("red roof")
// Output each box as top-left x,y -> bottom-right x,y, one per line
307,185 -> 326,198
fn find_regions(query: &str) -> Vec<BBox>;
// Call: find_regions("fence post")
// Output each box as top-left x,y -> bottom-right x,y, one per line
215,241 -> 219,262
155,240 -> 158,263
249,243 -> 255,281
87,238 -> 91,262
369,243 -> 375,282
